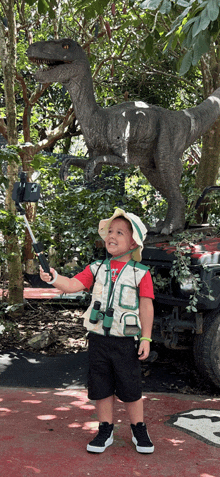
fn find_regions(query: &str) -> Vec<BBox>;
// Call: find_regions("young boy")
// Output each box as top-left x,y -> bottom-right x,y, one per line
40,208 -> 154,454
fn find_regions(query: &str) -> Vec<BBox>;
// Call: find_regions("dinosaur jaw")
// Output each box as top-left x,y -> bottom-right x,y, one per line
29,57 -> 72,69
29,57 -> 73,83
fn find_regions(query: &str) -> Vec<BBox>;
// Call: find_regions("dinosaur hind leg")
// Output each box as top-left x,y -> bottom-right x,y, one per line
161,193 -> 185,235
141,163 -> 185,235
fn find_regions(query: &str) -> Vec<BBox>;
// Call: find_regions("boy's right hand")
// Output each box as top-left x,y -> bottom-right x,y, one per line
40,265 -> 56,283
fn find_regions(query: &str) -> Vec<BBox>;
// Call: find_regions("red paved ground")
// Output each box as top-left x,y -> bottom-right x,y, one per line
0,387 -> 219,477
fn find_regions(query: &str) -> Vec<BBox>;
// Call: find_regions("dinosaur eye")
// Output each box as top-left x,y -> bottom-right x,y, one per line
63,44 -> 69,49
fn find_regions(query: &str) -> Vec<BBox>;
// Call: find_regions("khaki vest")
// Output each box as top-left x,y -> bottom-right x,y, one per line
83,259 -> 149,337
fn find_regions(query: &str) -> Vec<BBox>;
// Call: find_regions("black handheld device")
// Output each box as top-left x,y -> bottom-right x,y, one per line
12,172 -> 52,277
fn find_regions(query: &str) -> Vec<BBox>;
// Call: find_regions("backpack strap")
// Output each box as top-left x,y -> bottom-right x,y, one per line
93,258 -> 105,283
133,261 -> 138,289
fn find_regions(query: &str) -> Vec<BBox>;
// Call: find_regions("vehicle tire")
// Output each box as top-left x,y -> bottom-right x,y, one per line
193,308 -> 220,388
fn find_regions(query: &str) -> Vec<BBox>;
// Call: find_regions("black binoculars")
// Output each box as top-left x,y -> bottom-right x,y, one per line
89,301 -> 114,336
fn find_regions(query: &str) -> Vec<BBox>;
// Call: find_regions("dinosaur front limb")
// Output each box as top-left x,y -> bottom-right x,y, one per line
59,156 -> 88,180
85,155 -> 129,180
59,154 -> 129,181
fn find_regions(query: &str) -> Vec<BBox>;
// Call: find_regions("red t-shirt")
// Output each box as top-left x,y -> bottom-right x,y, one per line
75,260 -> 154,299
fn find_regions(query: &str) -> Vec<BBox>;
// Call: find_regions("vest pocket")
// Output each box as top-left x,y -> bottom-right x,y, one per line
121,312 -> 141,336
119,284 -> 138,310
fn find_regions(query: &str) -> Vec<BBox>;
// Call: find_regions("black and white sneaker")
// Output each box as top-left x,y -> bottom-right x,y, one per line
131,422 -> 154,453
87,422 -> 114,453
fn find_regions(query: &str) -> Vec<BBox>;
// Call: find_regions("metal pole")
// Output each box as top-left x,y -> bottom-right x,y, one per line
23,214 -> 37,243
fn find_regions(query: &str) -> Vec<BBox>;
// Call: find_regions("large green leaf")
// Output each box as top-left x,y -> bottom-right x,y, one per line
179,49 -> 193,75
192,16 -> 200,37
181,26 -> 193,48
199,8 -> 211,31
159,0 -> 172,14
38,0 -> 49,14
192,31 -> 210,65
191,8 -> 212,38
140,0 -> 162,10
207,0 -> 219,21
176,0 -> 191,6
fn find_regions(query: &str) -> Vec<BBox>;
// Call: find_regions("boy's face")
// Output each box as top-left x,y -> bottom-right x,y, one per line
105,218 -> 137,259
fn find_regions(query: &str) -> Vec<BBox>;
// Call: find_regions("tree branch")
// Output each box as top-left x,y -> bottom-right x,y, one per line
29,83 -> 51,105
16,71 -> 29,104
15,74 -> 51,142
93,55 -> 112,79
33,107 -> 75,154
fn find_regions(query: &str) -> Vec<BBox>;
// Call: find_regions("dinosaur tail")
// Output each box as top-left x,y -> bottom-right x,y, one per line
186,87 -> 220,145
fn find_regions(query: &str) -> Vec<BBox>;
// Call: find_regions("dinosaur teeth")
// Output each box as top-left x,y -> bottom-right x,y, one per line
33,59 -> 44,64
30,57 -> 54,65
30,57 -> 68,67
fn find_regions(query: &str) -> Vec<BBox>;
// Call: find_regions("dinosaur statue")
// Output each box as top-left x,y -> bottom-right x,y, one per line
27,38 -> 220,235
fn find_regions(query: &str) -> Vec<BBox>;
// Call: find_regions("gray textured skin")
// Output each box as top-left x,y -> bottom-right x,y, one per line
27,38 -> 220,234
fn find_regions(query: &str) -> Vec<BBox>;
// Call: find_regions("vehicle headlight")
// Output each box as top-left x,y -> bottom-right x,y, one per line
179,276 -> 195,296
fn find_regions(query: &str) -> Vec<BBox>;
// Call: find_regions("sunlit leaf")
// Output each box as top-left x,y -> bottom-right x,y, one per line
167,6 -> 192,36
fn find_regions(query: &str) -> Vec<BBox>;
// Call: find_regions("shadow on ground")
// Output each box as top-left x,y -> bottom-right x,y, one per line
0,346 -> 218,396
0,349 -> 89,389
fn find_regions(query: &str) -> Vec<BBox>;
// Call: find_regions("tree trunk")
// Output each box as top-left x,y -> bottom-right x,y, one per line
5,163 -> 24,306
0,1 -> 23,309
194,45 -> 220,221
195,117 -> 220,191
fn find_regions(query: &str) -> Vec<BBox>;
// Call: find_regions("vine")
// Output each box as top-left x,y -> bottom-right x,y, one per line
169,231 -> 215,312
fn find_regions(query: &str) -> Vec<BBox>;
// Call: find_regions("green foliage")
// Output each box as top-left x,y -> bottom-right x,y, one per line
0,241 -> 7,272
136,0 -> 220,74
0,147 -> 20,191
24,0 -> 57,17
1,0 -> 219,286
168,231 -> 216,312
0,209 -> 18,236
207,192 -> 220,226
1,0 -> 202,164
32,159 -> 145,269
169,233 -> 203,312
28,147 -> 220,273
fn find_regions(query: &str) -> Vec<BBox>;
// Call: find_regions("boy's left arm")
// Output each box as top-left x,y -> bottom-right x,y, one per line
138,296 -> 154,360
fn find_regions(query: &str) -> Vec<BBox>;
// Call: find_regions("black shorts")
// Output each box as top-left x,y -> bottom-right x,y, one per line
87,333 -> 142,402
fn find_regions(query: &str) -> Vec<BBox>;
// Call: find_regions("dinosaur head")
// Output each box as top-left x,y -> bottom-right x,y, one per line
27,38 -> 89,84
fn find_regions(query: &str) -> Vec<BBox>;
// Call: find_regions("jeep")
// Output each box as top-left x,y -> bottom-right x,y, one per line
141,186 -> 220,389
